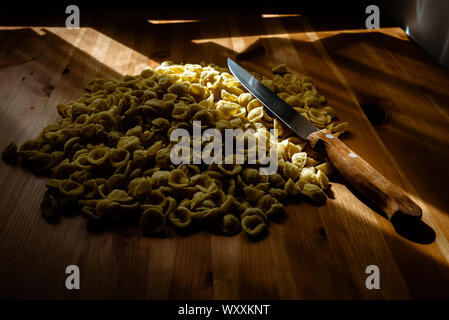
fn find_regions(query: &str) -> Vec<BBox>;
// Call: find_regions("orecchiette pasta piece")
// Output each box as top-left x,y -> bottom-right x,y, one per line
301,183 -> 327,205
158,186 -> 176,198
107,189 -> 133,203
246,99 -> 261,113
88,111 -> 118,131
221,89 -> 239,102
126,126 -> 142,137
2,142 -> 18,164
305,96 -> 320,108
95,199 -> 120,217
52,160 -> 80,178
169,206 -> 192,228
41,192 -> 60,223
299,167 -> 317,186
188,83 -> 206,100
87,147 -> 109,166
140,207 -> 166,235
168,169 -> 189,189
151,171 -> 170,188
306,157 -> 319,167
272,63 -> 287,74
256,194 -> 283,216
147,190 -> 167,208
155,148 -> 172,169
165,196 -> 177,216
216,100 -> 241,120
190,173 -> 214,189
254,182 -> 270,193
241,215 -> 267,237
107,131 -> 124,147
117,136 -> 142,153
193,110 -> 215,128
128,176 -> 152,199
316,170 -> 329,190
109,148 -> 130,168
70,169 -> 92,184
284,178 -> 301,196
243,186 -> 265,203
59,179 -> 85,197
132,150 -> 148,168
268,173 -> 285,188
247,107 -> 264,122
269,188 -> 288,200
129,168 -> 142,180
291,152 -> 307,170
190,191 -> 210,210
242,168 -> 261,185
285,95 -> 304,108
330,122 -> 348,135
229,118 -> 244,129
238,92 -> 252,107
28,151 -> 53,172
151,118 -> 171,131
80,123 -> 97,139
147,141 -> 162,157
283,161 -> 301,180
315,161 -> 334,176
167,83 -> 187,96
141,67 -> 155,78
82,180 -> 98,199
220,214 -> 240,235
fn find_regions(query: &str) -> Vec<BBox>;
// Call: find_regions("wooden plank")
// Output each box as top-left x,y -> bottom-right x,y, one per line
289,15 -> 449,298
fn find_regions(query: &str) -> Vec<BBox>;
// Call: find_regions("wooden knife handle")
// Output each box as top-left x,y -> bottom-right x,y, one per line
308,129 -> 422,220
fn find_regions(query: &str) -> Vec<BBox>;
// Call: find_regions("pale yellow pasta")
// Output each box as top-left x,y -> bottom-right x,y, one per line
282,161 -> 301,180
5,60 -> 348,239
316,170 -> 329,190
315,161 -> 334,176
284,178 -> 301,196
243,186 -> 265,203
117,136 -> 141,152
291,152 -> 307,170
272,63 -> 287,74
169,206 -> 192,228
140,207 -> 166,235
168,169 -> 189,189
107,189 -> 133,203
247,107 -> 264,122
301,183 -> 327,205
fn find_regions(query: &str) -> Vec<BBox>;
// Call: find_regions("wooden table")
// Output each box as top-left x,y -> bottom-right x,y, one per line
1,8 -> 449,299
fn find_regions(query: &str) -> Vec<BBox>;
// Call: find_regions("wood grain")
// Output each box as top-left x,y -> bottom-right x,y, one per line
1,9 -> 449,299
308,128 -> 422,220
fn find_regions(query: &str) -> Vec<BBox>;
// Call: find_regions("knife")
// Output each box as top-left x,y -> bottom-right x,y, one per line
227,58 -> 422,220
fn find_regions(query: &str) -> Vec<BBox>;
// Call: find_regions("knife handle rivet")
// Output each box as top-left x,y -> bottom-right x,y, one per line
349,152 -> 357,158
325,133 -> 334,139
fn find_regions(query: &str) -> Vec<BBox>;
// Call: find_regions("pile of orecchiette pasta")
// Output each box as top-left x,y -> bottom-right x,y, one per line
2,61 -> 347,238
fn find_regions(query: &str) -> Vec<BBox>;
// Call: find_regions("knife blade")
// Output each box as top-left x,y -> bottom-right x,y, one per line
227,58 -> 318,140
228,57 -> 422,221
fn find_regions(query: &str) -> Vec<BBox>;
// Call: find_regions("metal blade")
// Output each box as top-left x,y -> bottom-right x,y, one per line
227,58 -> 318,140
